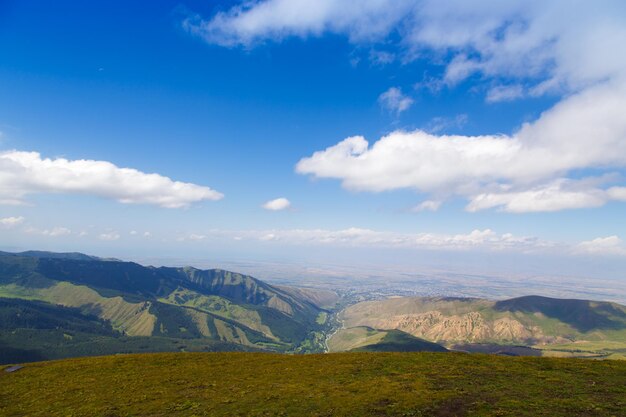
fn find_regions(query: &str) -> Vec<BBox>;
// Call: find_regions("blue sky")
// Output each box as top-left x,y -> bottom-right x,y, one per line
2,0 -> 626,277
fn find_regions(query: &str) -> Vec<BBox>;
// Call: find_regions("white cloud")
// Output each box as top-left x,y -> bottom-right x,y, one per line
143,231 -> 152,238
262,197 -> 291,211
143,226 -> 626,257
369,50 -> 395,66
296,81 -> 626,212
423,114 -> 468,133
466,180 -> 608,213
607,186 -> 626,202
414,76 -> 445,95
260,233 -> 279,241
185,1 -> 626,92
25,226 -> 72,237
47,227 -> 72,237
576,236 -> 626,256
0,216 -> 24,228
0,150 -> 223,208
192,1 -> 626,213
412,200 -> 441,212
378,87 -> 413,113
130,230 -> 138,235
183,0 -> 415,48
176,233 -> 208,242
207,227 -> 551,253
486,85 -> 525,103
99,231 -> 120,241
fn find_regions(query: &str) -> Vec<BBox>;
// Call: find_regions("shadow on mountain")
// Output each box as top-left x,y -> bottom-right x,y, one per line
350,329 -> 448,353
494,295 -> 626,332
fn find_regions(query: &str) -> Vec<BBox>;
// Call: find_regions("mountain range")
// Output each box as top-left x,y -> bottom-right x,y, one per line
2,250 -> 626,363
0,251 -> 335,363
335,295 -> 626,359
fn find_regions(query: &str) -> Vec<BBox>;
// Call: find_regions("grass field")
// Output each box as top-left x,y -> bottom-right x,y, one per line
1,352 -> 625,416
535,341 -> 626,360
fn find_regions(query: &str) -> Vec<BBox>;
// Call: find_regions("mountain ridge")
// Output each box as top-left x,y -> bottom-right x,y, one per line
0,251 -> 331,362
337,295 -> 626,359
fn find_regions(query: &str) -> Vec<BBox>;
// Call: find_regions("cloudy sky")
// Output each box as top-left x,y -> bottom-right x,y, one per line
1,0 -> 626,277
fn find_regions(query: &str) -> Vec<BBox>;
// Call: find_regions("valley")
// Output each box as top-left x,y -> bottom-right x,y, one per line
0,251 -> 334,362
1,250 -> 625,363
331,295 -> 626,359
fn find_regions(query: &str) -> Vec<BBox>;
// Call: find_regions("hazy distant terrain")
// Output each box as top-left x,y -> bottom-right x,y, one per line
2,250 -> 625,363
147,257 -> 626,305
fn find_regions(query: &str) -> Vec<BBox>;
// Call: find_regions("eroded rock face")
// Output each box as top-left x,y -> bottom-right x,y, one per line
360,310 -> 563,344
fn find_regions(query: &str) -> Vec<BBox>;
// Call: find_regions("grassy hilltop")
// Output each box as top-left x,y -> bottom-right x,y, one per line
1,352 -> 626,417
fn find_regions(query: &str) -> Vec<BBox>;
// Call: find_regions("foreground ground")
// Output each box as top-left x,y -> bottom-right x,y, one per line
1,352 -> 625,416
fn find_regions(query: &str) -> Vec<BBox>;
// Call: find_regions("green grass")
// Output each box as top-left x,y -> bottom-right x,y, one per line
329,327 -> 447,353
0,329 -> 255,364
159,289 -> 276,337
315,312 -> 328,325
535,341 -> 626,360
351,330 -> 448,353
328,326 -> 388,351
1,352 -> 625,416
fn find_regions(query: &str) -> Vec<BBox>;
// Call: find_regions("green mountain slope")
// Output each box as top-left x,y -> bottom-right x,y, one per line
0,297 -> 255,364
340,295 -> 626,358
328,326 -> 447,353
0,251 -> 330,360
1,352 -> 625,416
0,297 -> 115,336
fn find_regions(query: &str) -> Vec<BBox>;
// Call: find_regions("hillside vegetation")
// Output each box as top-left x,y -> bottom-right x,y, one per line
1,352 -> 625,416
328,326 -> 447,353
339,296 -> 626,358
0,251 -> 333,362
0,297 -> 256,364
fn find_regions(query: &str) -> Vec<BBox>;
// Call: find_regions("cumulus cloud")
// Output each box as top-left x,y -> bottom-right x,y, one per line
465,180 -> 608,213
99,231 -> 120,241
205,227 -> 551,253
369,50 -> 395,66
260,233 -> 279,241
0,216 -> 24,228
486,85 -> 525,103
191,1 -> 626,213
26,226 -> 72,237
423,114 -> 468,134
607,187 -> 626,202
378,87 -> 414,113
296,81 -> 626,212
412,200 -> 441,212
176,233 -> 208,242
576,236 -> 626,256
157,226 -> 626,257
183,0 -> 415,48
0,151 -> 223,208
185,1 -> 626,90
262,197 -> 291,211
